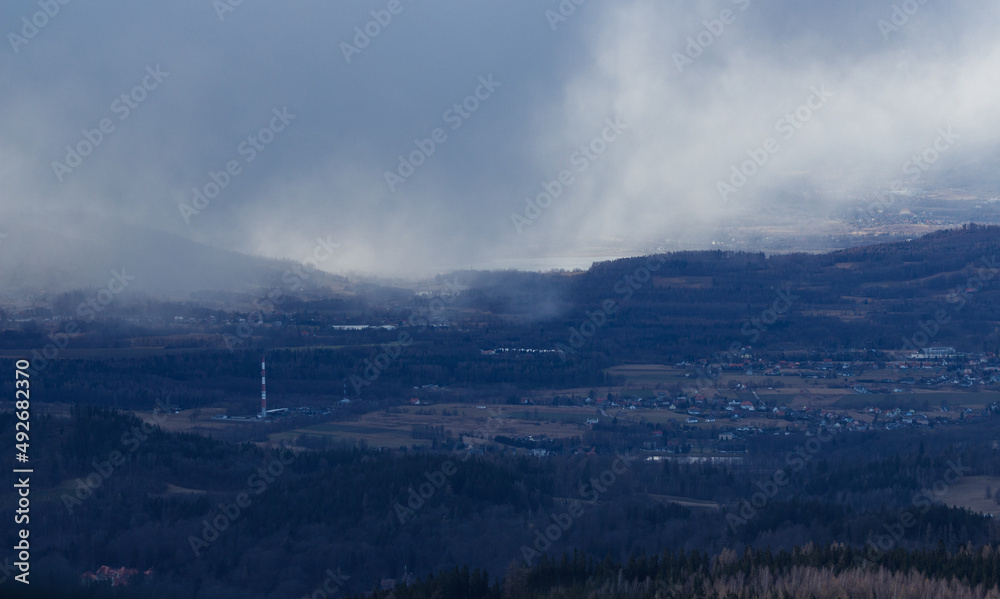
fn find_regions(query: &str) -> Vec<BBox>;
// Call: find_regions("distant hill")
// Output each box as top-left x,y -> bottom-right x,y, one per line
0,217 -> 343,299
450,224 -> 1000,356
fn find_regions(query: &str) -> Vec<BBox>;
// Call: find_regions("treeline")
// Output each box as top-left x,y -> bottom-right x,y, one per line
4,408 -> 1000,598
367,543 -> 1000,599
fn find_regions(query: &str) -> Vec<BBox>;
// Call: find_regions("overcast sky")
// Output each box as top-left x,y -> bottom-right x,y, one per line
2,0 -> 998,283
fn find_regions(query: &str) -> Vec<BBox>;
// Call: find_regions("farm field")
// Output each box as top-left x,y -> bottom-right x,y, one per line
132,407 -> 235,433
272,403 -> 596,450
113,360 -> 1000,452
271,402 -> 794,451
944,476 -> 1000,517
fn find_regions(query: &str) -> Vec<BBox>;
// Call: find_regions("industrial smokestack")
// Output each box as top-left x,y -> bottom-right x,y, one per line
261,355 -> 266,419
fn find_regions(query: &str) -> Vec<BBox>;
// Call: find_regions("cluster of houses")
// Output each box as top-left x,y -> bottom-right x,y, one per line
688,350 -> 1000,388
480,347 -> 560,356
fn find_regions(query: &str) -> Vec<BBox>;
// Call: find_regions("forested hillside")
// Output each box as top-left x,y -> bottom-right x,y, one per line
3,407 -> 1000,598
5,225 -> 1000,408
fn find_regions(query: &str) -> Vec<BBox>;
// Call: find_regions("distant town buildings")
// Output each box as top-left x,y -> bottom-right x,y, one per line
921,346 -> 957,358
